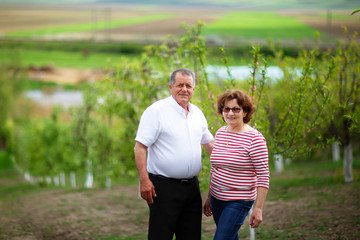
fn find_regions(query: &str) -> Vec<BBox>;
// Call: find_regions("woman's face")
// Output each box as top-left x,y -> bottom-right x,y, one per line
222,99 -> 247,127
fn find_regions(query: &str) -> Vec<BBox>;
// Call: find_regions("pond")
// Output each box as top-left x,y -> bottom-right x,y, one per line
25,90 -> 83,109
205,65 -> 286,82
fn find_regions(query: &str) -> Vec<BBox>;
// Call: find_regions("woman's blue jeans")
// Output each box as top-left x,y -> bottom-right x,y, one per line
210,195 -> 254,240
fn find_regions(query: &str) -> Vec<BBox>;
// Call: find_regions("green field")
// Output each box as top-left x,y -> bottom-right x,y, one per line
0,48 -> 141,68
203,11 -> 321,40
6,13 -> 174,37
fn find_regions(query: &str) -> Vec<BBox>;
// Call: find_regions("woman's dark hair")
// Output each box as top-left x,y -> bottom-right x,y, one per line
217,90 -> 255,123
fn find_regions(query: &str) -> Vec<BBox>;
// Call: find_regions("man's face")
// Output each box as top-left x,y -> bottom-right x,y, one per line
169,72 -> 194,108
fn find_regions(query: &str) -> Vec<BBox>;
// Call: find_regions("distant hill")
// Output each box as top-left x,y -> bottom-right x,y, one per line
0,0 -> 358,10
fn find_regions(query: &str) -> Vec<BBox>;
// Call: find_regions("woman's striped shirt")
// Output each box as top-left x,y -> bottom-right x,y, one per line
210,126 -> 270,201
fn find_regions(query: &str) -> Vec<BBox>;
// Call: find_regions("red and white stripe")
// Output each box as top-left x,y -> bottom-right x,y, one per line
210,126 -> 270,201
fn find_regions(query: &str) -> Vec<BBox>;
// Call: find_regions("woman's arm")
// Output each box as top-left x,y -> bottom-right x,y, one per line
249,186 -> 268,228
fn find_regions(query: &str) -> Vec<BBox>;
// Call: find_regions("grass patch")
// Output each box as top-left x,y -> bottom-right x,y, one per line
0,48 -> 140,68
267,159 -> 360,201
255,225 -> 296,239
6,13 -> 175,37
0,40 -> 145,54
98,232 -> 147,240
0,45 -> 262,70
321,12 -> 359,20
22,78 -> 80,91
0,44 -> 298,72
203,11 -> 323,40
0,150 -> 12,169
0,181 -> 39,200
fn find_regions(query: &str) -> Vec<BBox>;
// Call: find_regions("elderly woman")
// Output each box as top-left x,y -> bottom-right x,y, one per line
203,90 -> 270,240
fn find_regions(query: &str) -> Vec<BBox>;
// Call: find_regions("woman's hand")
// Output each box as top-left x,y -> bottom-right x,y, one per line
203,196 -> 213,217
250,187 -> 268,228
249,207 -> 262,228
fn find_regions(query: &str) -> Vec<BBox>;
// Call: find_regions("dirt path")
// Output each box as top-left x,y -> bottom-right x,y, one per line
1,177 -> 359,240
28,66 -> 105,84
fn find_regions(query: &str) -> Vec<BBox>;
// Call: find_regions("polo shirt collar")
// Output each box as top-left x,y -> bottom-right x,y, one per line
169,96 -> 192,114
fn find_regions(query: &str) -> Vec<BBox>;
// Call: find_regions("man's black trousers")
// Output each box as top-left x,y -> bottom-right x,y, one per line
148,174 -> 202,240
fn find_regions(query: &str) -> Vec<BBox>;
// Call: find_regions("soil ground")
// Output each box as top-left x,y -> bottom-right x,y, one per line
27,66 -> 105,85
0,170 -> 359,240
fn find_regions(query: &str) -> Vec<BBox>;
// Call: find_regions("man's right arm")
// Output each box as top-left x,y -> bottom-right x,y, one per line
134,141 -> 157,204
202,139 -> 214,154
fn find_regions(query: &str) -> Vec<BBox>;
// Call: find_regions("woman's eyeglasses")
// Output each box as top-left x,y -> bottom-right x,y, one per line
222,107 -> 242,113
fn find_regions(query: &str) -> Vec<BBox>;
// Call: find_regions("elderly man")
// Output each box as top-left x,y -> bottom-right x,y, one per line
134,68 -> 213,240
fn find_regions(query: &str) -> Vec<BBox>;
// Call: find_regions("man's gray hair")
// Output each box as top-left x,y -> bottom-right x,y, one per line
169,68 -> 196,87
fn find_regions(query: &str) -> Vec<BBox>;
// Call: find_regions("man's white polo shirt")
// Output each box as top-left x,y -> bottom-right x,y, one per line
135,96 -> 213,179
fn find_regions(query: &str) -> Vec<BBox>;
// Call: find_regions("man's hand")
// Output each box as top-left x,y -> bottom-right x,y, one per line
203,196 -> 212,217
134,141 -> 157,204
140,177 -> 157,204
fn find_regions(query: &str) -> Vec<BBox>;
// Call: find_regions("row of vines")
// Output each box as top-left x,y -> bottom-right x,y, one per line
2,22 -> 360,189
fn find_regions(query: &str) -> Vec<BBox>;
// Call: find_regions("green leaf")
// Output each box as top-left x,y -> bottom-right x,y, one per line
351,9 -> 360,15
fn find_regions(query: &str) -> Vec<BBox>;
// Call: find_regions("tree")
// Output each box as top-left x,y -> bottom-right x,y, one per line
324,31 -> 360,182
0,65 -> 24,149
144,22 -> 332,185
